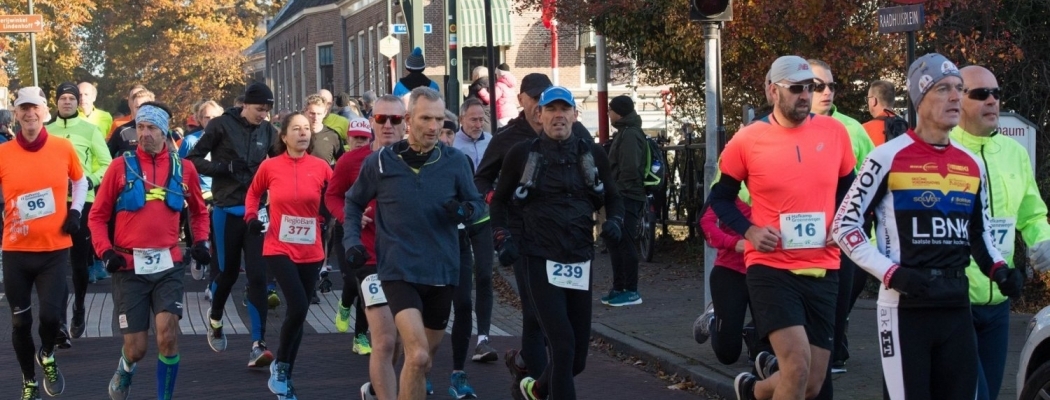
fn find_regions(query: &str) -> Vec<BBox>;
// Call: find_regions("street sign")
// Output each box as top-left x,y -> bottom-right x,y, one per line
0,15 -> 43,33
390,23 -> 432,35
999,112 -> 1039,174
379,35 -> 401,58
878,4 -> 923,34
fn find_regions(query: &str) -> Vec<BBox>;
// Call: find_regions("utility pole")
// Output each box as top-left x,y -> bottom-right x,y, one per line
701,22 -> 721,308
446,0 -> 460,110
29,0 -> 38,87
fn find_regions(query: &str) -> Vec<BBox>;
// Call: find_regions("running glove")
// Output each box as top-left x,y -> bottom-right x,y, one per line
443,200 -> 473,223
247,218 -> 265,235
62,210 -> 81,234
498,240 -> 520,266
886,266 -> 930,298
346,245 -> 370,269
600,217 -> 624,243
992,266 -> 1024,298
190,241 -> 211,265
226,159 -> 250,175
102,249 -> 127,273
492,227 -> 512,251
1030,240 -> 1050,272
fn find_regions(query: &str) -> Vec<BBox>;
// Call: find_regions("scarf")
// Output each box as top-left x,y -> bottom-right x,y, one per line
16,127 -> 49,152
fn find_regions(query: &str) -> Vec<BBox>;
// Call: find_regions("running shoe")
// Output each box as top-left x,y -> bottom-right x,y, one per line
755,351 -> 778,380
607,290 -> 643,307
353,333 -> 372,355
693,303 -> 715,344
268,361 -> 290,395
249,341 -> 275,368
93,260 -> 110,281
448,371 -> 477,399
734,372 -> 757,400
56,325 -> 72,349
243,287 -> 248,307
35,349 -> 64,396
831,360 -> 847,374
108,361 -> 134,400
519,377 -> 540,400
71,307 -> 86,339
360,382 -> 378,400
206,308 -> 227,352
283,380 -> 297,400
190,258 -> 207,281
426,377 -> 433,395
204,287 -> 212,302
599,289 -> 623,305
505,349 -> 528,400
310,292 -> 320,305
335,304 -> 352,333
268,289 -> 281,309
472,339 -> 498,362
318,266 -> 333,293
21,379 -> 40,400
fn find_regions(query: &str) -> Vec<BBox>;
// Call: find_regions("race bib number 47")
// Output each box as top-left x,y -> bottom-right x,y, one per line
546,260 -> 591,291
780,212 -> 827,250
17,188 -> 56,221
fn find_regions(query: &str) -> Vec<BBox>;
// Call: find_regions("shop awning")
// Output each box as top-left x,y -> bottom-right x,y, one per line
459,0 -> 514,47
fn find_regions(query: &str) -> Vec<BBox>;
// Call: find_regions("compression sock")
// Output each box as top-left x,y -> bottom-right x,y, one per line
120,349 -> 137,373
156,353 -> 180,400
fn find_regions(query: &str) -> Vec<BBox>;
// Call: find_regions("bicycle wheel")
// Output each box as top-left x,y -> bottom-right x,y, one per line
637,195 -> 657,262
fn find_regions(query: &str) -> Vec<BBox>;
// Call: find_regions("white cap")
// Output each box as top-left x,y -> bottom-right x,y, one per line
14,86 -> 47,107
767,56 -> 816,84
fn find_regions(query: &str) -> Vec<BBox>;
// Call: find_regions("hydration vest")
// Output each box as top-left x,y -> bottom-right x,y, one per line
115,151 -> 185,213
514,137 -> 604,202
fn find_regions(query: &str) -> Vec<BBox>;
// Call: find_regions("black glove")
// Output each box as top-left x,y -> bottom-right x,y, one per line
498,239 -> 520,267
346,245 -> 370,269
443,200 -> 473,223
887,267 -> 930,298
62,210 -> 81,235
102,249 -> 126,273
247,219 -> 265,235
190,241 -> 211,265
992,267 -> 1024,298
492,227 -> 512,251
600,217 -> 624,243
226,159 -> 250,175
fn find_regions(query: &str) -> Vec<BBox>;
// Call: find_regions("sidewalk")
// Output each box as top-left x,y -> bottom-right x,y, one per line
498,249 -> 1030,400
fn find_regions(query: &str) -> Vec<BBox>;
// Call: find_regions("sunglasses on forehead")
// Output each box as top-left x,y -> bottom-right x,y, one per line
773,82 -> 814,94
373,114 -> 404,125
964,87 -> 1001,101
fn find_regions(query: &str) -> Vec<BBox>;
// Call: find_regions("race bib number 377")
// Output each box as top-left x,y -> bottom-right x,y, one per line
278,215 -> 316,245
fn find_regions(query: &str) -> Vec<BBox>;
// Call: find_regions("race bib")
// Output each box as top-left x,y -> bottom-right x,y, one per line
133,248 -> 175,275
360,274 -> 387,306
988,217 -> 1016,257
17,188 -> 56,221
278,215 -> 316,244
780,212 -> 827,250
258,208 -> 270,233
546,260 -> 591,291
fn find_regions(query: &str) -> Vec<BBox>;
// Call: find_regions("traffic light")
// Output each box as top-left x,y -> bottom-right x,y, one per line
690,0 -> 732,21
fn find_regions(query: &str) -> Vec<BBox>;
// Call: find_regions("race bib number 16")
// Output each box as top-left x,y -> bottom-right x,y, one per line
780,212 -> 827,250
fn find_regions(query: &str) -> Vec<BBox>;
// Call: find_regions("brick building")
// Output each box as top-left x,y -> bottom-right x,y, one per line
263,0 -> 623,108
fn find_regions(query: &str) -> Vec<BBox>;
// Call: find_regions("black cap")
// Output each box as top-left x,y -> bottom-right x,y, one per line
56,82 -> 81,105
243,82 -> 274,106
610,95 -> 634,116
520,73 -> 553,98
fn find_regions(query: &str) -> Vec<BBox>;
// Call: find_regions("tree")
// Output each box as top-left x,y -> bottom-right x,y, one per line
0,0 -> 94,99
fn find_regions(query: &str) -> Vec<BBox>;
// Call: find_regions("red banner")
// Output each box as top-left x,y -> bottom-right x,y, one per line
542,0 -> 556,29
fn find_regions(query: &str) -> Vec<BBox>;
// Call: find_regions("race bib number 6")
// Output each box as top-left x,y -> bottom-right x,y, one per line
546,260 -> 591,291
278,215 -> 316,245
17,188 -> 56,221
133,248 -> 174,275
780,212 -> 827,250
360,274 -> 387,307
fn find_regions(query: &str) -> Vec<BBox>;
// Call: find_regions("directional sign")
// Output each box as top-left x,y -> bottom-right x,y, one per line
390,23 -> 432,35
878,4 -> 924,34
999,112 -> 1039,174
0,15 -> 44,33
379,35 -> 401,58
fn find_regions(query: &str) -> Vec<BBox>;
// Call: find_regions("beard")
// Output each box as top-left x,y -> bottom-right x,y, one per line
777,92 -> 810,124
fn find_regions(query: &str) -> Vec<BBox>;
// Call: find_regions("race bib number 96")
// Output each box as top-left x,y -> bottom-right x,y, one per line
17,188 -> 56,221
545,260 -> 591,291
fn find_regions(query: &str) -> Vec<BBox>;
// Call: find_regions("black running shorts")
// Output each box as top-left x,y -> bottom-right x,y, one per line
746,264 -> 838,350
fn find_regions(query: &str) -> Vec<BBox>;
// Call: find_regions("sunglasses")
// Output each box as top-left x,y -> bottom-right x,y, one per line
964,87 -> 1001,101
373,114 -> 404,125
773,82 -> 814,94
814,82 -> 838,93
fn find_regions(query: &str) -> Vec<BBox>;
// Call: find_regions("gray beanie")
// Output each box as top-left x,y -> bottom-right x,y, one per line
406,47 -> 426,71
906,53 -> 961,107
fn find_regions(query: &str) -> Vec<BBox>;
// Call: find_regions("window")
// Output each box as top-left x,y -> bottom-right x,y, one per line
368,27 -> 375,93
358,32 -> 366,95
584,46 -> 597,84
463,47 -> 501,84
375,24 -> 385,93
300,47 -> 307,103
275,61 -> 282,111
290,53 -> 298,110
347,40 -> 356,95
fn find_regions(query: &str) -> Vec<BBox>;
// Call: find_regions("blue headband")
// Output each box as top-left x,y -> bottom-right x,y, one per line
136,105 -> 170,136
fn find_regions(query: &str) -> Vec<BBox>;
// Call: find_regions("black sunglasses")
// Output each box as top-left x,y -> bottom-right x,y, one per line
773,82 -> 814,95
964,87 -> 1001,101
373,114 -> 404,125
814,82 -> 838,93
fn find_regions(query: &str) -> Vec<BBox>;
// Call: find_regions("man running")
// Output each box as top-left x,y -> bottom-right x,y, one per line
1,86 -> 88,399
187,82 -> 277,368
77,82 -> 114,140
89,103 -> 211,400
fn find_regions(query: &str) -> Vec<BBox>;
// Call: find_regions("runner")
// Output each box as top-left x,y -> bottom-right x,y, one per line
326,96 -> 404,400
77,82 -> 114,141
343,87 -> 484,399
243,112 -> 332,400
88,103 -> 210,400
108,89 -> 155,157
490,86 -> 624,400
694,196 -> 753,366
832,53 -> 1012,400
178,100 -> 222,283
0,86 -> 88,399
708,56 -> 856,400
46,82 -> 113,345
186,82 -> 277,368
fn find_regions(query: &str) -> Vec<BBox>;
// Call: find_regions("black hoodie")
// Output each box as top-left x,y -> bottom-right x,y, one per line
187,107 -> 277,207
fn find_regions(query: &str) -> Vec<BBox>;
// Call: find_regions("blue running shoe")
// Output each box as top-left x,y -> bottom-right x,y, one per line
448,371 -> 477,399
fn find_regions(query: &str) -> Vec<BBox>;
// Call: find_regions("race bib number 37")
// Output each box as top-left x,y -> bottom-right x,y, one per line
133,248 -> 174,275
546,260 -> 591,291
780,212 -> 827,250
279,215 -> 316,245
17,188 -> 56,221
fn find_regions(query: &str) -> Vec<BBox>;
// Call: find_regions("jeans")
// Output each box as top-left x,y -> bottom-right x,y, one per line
973,300 -> 1011,400
609,198 -> 643,292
